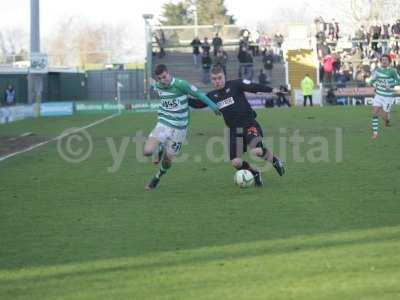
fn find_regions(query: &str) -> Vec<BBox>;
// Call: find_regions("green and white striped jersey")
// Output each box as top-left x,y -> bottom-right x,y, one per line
368,67 -> 400,97
153,77 -> 218,129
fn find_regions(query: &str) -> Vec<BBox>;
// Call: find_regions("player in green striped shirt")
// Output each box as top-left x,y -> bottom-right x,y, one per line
143,64 -> 221,190
367,55 -> 400,139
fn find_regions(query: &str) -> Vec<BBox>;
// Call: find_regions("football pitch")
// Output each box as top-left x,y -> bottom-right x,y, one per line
1,106 -> 399,300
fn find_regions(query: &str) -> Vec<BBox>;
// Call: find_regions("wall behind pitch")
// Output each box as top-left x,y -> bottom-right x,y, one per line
44,72 -> 86,101
86,69 -> 145,101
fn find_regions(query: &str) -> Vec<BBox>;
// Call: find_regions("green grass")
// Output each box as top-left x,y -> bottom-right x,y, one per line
1,106 -> 400,300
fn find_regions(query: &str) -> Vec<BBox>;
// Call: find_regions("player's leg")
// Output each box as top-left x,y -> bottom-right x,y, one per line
229,127 -> 263,187
382,98 -> 394,127
146,151 -> 175,191
146,127 -> 185,191
143,137 -> 165,163
144,124 -> 166,164
246,124 -> 285,176
231,158 -> 263,187
371,95 -> 384,139
384,111 -> 391,127
144,123 -> 167,190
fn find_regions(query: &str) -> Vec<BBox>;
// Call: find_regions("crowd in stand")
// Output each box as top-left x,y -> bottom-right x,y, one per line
190,30 -> 285,85
316,17 -> 400,88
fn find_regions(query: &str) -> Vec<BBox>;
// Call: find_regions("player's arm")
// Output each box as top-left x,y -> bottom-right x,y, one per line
238,79 -> 274,93
180,81 -> 221,115
188,95 -> 207,109
366,71 -> 377,86
393,69 -> 400,86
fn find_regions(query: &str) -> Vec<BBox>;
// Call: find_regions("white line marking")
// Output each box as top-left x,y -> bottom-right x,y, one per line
8,132 -> 32,142
20,132 -> 33,137
0,114 -> 119,163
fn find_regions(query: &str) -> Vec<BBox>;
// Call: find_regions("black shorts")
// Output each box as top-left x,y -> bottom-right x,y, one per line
228,121 -> 264,161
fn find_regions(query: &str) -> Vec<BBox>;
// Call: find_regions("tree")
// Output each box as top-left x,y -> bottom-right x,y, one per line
0,27 -> 28,63
350,0 -> 400,23
159,0 -> 235,26
196,0 -> 235,25
160,1 -> 193,26
45,17 -> 76,66
45,16 -> 130,67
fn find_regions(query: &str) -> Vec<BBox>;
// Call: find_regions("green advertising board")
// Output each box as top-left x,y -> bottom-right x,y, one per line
75,100 -> 160,114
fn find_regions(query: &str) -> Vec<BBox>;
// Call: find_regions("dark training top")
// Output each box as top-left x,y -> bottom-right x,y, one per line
189,79 -> 273,128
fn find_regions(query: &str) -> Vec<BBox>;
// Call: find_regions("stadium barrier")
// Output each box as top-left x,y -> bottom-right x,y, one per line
0,105 -> 35,124
1,91 -> 399,124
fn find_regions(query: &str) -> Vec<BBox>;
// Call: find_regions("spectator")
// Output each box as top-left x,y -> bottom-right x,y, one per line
392,19 -> 400,36
314,16 -> 326,38
320,42 -> 331,58
159,30 -> 166,58
190,37 -> 202,66
354,26 -> 366,52
252,31 -> 260,56
326,88 -> 337,105
212,33 -> 223,56
381,24 -> 390,54
334,70 -> 349,88
243,49 -> 254,81
201,37 -> 211,55
258,32 -> 268,53
332,52 -> 341,75
273,33 -> 284,61
201,52 -> 212,84
301,74 -> 314,106
323,53 -> 335,83
4,84 -> 15,106
240,28 -> 251,47
258,69 -> 267,85
370,24 -> 381,52
328,19 -> 338,41
276,85 -> 291,107
262,50 -> 274,82
237,46 -> 247,78
392,19 -> 400,49
213,48 -> 228,76
152,31 -> 166,59
248,34 -> 257,57
389,49 -> 397,66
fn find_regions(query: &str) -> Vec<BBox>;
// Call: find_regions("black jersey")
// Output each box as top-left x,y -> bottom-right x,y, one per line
205,79 -> 273,128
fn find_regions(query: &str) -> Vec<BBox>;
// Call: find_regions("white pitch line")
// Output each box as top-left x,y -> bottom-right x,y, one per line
8,132 -> 32,142
20,132 -> 33,137
0,113 -> 119,163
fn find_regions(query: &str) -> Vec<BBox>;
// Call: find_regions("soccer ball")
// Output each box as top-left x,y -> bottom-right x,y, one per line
234,170 -> 254,188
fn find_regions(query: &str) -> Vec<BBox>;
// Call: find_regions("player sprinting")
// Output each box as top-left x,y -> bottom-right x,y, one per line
189,65 -> 285,187
368,54 -> 400,139
143,64 -> 220,191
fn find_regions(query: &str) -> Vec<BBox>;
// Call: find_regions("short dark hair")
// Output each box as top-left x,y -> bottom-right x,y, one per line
211,64 -> 224,75
154,64 -> 168,76
381,54 -> 391,62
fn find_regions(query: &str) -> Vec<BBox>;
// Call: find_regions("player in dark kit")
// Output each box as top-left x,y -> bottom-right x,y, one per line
189,65 -> 285,187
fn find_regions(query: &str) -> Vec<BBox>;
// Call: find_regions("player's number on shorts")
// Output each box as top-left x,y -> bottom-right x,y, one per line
171,142 -> 182,153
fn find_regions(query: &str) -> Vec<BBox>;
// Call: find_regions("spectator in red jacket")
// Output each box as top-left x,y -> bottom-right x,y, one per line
323,54 -> 335,83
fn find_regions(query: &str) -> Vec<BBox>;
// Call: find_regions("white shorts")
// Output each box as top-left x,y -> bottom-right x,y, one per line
149,123 -> 187,156
373,95 -> 395,113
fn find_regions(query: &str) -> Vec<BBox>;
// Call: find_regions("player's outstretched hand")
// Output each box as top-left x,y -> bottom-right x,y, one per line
214,109 -> 222,116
